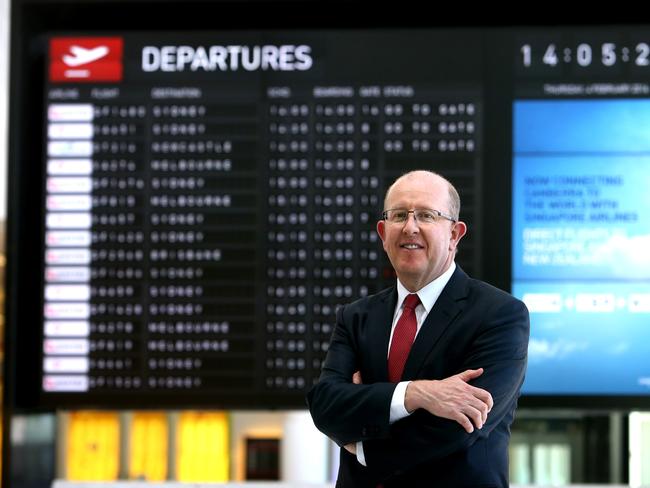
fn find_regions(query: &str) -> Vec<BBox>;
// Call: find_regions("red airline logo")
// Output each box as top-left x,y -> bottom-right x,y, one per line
50,37 -> 123,82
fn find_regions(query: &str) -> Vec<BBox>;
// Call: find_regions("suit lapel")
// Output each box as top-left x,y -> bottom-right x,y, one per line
365,287 -> 397,381
401,266 -> 470,380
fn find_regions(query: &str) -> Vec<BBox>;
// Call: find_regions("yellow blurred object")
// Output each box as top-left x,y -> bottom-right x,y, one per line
176,411 -> 229,481
129,412 -> 168,481
67,411 -> 120,480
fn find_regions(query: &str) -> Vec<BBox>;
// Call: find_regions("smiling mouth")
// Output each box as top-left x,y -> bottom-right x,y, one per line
400,243 -> 424,250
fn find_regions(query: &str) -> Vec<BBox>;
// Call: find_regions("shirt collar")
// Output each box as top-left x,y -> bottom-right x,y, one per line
396,261 -> 456,313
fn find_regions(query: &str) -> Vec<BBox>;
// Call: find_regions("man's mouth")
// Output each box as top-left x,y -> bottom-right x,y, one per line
400,243 -> 424,250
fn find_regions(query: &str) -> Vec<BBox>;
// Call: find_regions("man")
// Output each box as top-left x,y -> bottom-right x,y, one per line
307,170 -> 529,487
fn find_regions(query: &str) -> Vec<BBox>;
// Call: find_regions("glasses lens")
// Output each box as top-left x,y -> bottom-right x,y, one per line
390,210 -> 408,222
414,210 -> 436,223
385,209 -> 450,223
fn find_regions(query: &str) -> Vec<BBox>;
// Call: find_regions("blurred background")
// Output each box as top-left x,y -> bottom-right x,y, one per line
2,1 -> 650,487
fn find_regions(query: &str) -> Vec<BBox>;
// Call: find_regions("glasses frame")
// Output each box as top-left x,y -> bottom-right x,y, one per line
381,207 -> 457,224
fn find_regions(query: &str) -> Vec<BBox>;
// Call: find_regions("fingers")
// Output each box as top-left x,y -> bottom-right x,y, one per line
409,373 -> 493,434
455,403 -> 487,433
457,392 -> 489,429
458,367 -> 493,415
467,405 -> 484,432
470,385 -> 493,412
456,368 -> 484,382
468,397 -> 489,427
352,371 -> 362,385
343,443 -> 357,455
452,411 -> 475,433
425,375 -> 492,432
465,384 -> 492,425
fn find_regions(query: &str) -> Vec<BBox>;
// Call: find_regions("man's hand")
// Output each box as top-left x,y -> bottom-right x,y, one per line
343,443 -> 357,455
341,372 -> 362,456
352,370 -> 362,385
403,368 -> 493,433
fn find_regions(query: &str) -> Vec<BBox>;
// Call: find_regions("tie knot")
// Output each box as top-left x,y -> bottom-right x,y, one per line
403,294 -> 420,310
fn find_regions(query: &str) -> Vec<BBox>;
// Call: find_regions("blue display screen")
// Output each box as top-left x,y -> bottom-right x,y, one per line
513,99 -> 650,395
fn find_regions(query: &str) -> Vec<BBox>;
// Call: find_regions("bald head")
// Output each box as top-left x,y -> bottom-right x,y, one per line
384,170 -> 461,221
377,170 -> 466,290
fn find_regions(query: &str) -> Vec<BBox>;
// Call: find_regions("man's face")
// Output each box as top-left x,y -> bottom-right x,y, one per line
376,173 -> 466,291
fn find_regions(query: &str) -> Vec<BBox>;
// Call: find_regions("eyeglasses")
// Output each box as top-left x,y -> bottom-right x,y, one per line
382,208 -> 457,224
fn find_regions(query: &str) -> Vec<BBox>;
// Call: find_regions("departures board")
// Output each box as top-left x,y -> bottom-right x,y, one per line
9,21 -> 650,409
36,31 -> 483,406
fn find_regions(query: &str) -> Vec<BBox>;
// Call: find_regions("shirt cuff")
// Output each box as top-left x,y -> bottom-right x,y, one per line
356,441 -> 366,466
389,380 -> 411,423
357,381 -> 411,466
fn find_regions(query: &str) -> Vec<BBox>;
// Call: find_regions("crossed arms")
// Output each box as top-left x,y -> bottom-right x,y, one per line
307,295 -> 529,478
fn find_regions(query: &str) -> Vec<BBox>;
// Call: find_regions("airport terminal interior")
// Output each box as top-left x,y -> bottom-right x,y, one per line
1,1 -> 650,487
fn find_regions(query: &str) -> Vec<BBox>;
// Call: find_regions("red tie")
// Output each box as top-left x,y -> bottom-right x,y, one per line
387,294 -> 420,382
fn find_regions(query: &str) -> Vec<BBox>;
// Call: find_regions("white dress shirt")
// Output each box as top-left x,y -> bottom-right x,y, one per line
356,261 -> 457,465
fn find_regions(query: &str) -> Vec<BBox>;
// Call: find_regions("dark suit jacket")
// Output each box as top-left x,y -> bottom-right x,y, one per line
307,266 -> 529,488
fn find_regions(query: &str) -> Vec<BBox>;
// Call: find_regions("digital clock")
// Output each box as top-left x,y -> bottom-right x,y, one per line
520,42 -> 650,68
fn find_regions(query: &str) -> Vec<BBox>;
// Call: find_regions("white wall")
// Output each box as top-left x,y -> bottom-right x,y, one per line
630,412 -> 650,487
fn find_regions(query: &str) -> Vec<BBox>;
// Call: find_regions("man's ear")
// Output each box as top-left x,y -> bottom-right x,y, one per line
450,220 -> 467,250
377,219 -> 386,245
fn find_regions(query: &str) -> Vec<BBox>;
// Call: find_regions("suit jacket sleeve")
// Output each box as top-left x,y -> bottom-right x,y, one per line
307,303 -> 398,446
362,296 -> 529,480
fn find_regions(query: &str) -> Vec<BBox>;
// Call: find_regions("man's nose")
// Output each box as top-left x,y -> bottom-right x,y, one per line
401,213 -> 419,233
